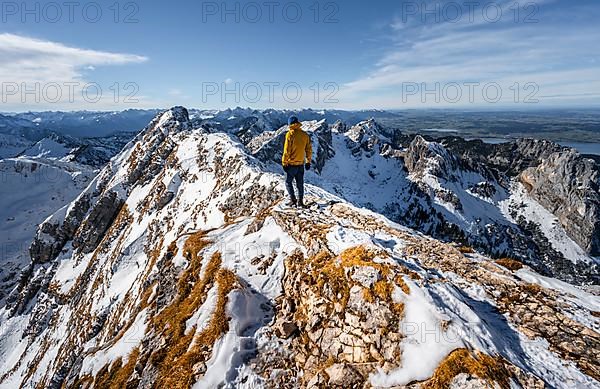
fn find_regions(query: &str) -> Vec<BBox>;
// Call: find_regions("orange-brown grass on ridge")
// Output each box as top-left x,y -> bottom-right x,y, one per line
422,348 -> 512,389
155,268 -> 238,389
394,274 -> 411,295
338,246 -> 391,275
67,374 -> 94,389
458,246 -> 475,254
91,347 -> 140,389
125,144 -> 143,175
373,280 -> 405,317
495,258 -> 524,271
311,247 -> 382,302
151,232 -> 214,339
309,250 -> 350,307
342,246 -> 409,310
139,229 -> 240,389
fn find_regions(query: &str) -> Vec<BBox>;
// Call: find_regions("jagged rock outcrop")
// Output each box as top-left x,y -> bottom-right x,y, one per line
405,135 -> 459,179
442,137 -> 600,257
311,121 -> 335,173
234,115 -> 281,145
270,247 -> 409,386
14,107 -> 191,315
28,107 -> 189,264
441,137 -> 563,176
399,135 -> 599,285
345,119 -> 393,157
72,192 -> 124,254
488,138 -> 564,175
331,119 -> 346,134
29,193 -> 93,264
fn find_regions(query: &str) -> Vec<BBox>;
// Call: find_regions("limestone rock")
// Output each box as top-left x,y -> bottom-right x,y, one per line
324,363 -> 362,387
350,266 -> 381,288
275,320 -> 298,339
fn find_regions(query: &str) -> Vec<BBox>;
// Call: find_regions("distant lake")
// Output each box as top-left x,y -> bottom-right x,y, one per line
561,142 -> 600,156
422,128 -> 459,133
466,137 -> 600,156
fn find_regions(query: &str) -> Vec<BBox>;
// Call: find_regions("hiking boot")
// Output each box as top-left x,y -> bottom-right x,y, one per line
285,199 -> 297,207
298,198 -> 305,208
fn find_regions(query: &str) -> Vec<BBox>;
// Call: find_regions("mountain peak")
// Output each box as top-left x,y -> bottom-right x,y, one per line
154,106 -> 191,134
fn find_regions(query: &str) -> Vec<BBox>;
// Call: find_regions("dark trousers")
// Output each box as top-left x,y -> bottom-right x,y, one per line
284,165 -> 304,201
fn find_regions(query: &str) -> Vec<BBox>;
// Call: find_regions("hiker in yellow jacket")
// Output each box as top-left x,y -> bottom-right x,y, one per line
282,116 -> 312,208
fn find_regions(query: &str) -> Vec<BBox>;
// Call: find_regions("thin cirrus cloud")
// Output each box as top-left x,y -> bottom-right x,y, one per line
340,0 -> 600,108
0,33 -> 147,108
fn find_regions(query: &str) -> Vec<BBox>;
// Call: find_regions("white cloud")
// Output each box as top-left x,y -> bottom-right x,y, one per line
0,33 -> 148,110
339,1 -> 600,108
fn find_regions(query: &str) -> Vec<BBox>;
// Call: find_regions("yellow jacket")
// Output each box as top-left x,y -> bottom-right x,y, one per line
282,122 -> 312,166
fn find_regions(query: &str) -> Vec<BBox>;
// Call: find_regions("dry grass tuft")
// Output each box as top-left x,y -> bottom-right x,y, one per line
339,246 -> 390,276
423,348 -> 511,389
110,347 -> 140,388
458,246 -> 475,254
394,274 -> 411,295
197,268 -> 238,347
495,258 -> 524,271
373,280 -> 394,302
305,246 -> 407,318
372,279 -> 405,317
522,283 -> 542,296
93,358 -> 123,389
92,347 -> 140,389
362,287 -> 375,303
311,251 -> 351,308
308,246 -> 386,306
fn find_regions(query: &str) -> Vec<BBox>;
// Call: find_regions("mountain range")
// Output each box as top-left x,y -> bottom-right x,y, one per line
0,107 -> 598,388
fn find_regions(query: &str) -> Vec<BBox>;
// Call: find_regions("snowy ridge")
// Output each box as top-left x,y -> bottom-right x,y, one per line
0,108 -> 598,388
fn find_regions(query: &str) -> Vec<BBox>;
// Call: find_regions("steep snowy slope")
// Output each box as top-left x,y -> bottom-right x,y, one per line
0,131 -> 138,307
0,108 -> 597,388
19,137 -> 74,159
0,157 -> 95,307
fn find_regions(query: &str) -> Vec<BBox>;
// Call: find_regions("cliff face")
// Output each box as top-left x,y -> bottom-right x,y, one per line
521,149 -> 600,256
442,137 -> 600,257
0,109 -> 598,389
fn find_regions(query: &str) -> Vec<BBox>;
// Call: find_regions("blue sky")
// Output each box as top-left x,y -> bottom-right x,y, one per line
0,0 -> 599,111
